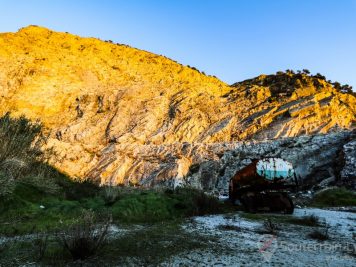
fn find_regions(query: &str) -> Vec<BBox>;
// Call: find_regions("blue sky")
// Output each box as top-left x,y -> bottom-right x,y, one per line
1,0 -> 355,88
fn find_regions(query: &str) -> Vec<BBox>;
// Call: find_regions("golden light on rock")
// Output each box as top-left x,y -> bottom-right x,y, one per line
0,26 -> 355,184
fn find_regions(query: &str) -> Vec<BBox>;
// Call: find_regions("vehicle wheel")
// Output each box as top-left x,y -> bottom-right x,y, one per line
281,194 -> 294,214
228,185 -> 235,204
241,194 -> 256,213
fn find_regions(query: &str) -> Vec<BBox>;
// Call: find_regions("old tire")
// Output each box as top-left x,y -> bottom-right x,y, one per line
280,193 -> 294,214
241,194 -> 257,213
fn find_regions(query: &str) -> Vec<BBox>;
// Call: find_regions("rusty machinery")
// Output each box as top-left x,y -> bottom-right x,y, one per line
229,158 -> 297,214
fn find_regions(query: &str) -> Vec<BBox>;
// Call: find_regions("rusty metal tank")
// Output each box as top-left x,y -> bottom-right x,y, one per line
229,158 -> 296,214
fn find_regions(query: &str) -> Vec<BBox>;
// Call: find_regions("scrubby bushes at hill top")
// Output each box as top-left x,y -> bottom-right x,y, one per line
235,69 -> 355,96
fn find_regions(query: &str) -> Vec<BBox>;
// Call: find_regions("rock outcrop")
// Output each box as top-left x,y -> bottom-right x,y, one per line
84,130 -> 354,193
0,26 -> 355,189
340,139 -> 356,188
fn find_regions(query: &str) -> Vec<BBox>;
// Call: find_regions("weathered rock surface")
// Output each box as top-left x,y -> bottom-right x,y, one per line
0,26 -> 355,188
214,131 -> 355,192
85,131 -> 355,193
340,139 -> 356,188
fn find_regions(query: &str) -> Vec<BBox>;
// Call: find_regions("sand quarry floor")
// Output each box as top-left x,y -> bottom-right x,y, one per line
162,208 -> 356,267
1,208 -> 355,266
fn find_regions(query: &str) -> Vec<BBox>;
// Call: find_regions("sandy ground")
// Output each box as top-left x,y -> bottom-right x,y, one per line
163,208 -> 356,267
1,208 -> 354,266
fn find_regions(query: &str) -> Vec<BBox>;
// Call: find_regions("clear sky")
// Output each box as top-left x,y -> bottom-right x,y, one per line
1,0 -> 355,88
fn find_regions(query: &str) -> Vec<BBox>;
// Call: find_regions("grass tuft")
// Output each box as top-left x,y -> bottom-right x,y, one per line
308,228 -> 329,241
56,211 -> 111,261
260,218 -> 280,235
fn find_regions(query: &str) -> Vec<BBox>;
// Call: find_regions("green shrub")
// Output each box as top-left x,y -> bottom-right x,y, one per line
111,191 -> 177,222
0,171 -> 16,198
110,188 -> 223,223
61,180 -> 100,200
312,188 -> 356,207
0,113 -> 43,164
173,187 -> 223,216
101,186 -> 120,206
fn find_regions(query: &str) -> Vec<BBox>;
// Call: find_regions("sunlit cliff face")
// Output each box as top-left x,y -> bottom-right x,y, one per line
0,25 -> 355,184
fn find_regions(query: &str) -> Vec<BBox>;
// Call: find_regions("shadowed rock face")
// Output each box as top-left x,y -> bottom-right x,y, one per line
0,26 -> 355,188
340,139 -> 356,188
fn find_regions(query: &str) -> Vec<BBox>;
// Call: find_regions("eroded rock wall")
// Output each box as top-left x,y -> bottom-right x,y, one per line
80,131 -> 354,193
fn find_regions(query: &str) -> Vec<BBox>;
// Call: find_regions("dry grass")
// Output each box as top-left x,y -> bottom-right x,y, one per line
56,211 -> 111,260
307,224 -> 330,241
260,218 -> 280,235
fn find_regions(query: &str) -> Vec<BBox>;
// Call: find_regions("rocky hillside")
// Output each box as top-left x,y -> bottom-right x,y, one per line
0,26 -> 355,188
85,130 -> 356,192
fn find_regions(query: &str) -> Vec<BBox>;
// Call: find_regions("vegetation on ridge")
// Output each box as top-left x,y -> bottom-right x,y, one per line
233,69 -> 355,96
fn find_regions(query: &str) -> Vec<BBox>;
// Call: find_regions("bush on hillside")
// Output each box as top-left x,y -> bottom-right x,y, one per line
102,186 -> 120,206
173,187 -> 222,216
0,113 -> 43,164
0,113 -> 59,198
312,188 -> 356,207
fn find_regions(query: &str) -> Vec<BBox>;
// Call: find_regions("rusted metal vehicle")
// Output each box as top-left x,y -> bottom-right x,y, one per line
229,158 -> 297,214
